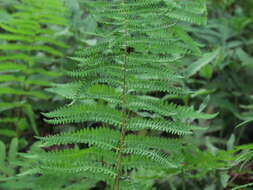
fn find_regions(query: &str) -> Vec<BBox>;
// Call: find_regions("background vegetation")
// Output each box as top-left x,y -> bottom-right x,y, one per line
0,0 -> 252,189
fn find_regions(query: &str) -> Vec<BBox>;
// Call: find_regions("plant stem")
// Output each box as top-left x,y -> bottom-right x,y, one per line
113,1 -> 128,188
113,120 -> 127,189
113,49 -> 128,189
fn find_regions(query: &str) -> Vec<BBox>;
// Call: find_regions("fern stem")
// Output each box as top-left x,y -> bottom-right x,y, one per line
113,1 -> 129,188
113,57 -> 128,189
113,45 -> 128,189
113,116 -> 127,189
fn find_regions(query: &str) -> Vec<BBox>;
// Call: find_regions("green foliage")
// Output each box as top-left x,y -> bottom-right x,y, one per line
24,0 -> 217,189
0,139 -> 97,190
0,0 -> 252,189
0,0 -> 68,142
182,0 -> 253,144
0,138 -> 18,179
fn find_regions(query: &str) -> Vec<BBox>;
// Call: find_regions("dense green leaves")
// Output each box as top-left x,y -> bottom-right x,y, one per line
0,0 -> 67,139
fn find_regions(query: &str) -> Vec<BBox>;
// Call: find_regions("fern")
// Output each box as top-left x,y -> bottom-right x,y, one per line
0,0 -> 67,139
0,140 -> 97,190
29,0 -> 214,189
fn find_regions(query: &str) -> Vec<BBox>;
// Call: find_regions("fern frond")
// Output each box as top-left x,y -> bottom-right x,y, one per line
125,135 -> 181,153
0,0 -> 67,138
0,87 -> 49,99
43,104 -> 122,126
123,154 -> 182,171
38,128 -> 120,150
31,0 -> 211,188
123,147 -> 178,168
33,147 -> 118,170
40,162 -> 116,178
127,118 -> 199,135
125,96 -> 216,120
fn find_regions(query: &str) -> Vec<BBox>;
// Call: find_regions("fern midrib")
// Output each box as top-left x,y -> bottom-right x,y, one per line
113,0 -> 129,189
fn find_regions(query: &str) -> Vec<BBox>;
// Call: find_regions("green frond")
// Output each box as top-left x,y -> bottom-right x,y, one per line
0,63 -> 26,72
43,103 -> 122,126
0,23 -> 34,36
30,0 -> 211,188
0,44 -> 63,56
127,80 -> 186,94
172,104 -> 218,120
91,77 -> 124,87
123,154 -> 179,171
85,84 -> 121,99
126,53 -> 182,65
0,0 -> 67,141
171,26 -> 201,55
92,1 -> 166,16
125,96 -> 216,120
123,147 -> 178,168
0,34 -> 32,42
0,54 -> 33,62
0,75 -> 50,86
40,162 -> 116,178
48,83 -> 121,103
0,34 -> 68,49
127,118 -> 199,135
34,147 -> 117,168
125,134 -> 181,153
166,11 -> 207,25
75,42 -> 110,57
0,87 -> 49,99
66,64 -> 122,78
46,82 -> 84,99
165,0 -> 207,25
0,63 -> 61,77
125,96 -> 177,117
38,127 -> 120,150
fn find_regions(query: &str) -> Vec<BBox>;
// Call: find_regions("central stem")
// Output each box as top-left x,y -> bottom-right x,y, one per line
113,1 -> 128,189
113,37 -> 128,190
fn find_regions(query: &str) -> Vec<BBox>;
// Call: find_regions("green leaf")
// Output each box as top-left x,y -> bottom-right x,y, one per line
0,129 -> 17,137
220,172 -> 230,188
231,182 -> 253,190
23,104 -> 39,135
8,138 -> 18,165
235,118 -> 253,128
226,134 -> 235,150
0,141 -> 6,168
187,48 -> 220,77
199,64 -> 213,79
